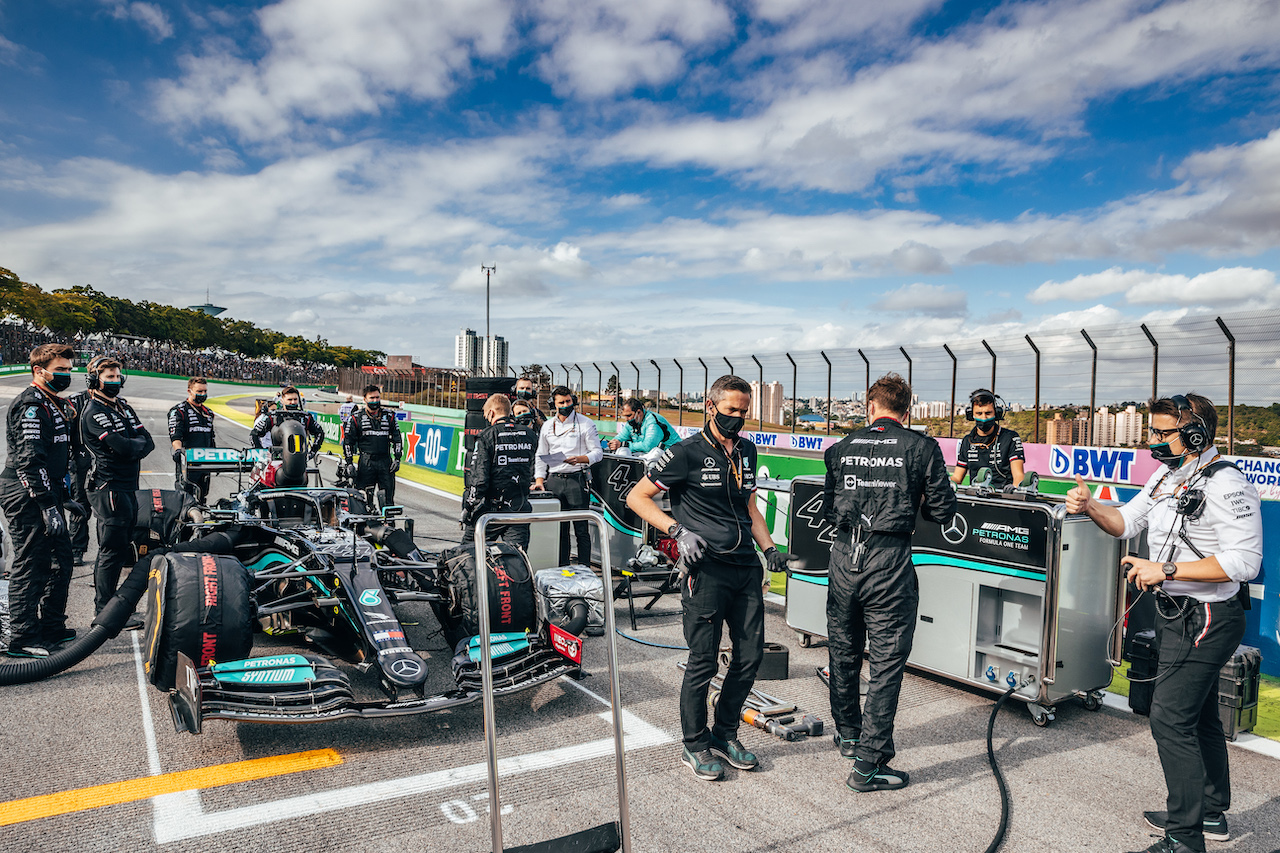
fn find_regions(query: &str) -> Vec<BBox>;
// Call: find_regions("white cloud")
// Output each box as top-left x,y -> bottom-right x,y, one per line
1031,266 -> 1279,307
602,193 -> 647,209
530,0 -> 733,98
870,282 -> 967,316
1028,267 -> 1157,303
154,0 -> 514,142
102,2 -> 174,41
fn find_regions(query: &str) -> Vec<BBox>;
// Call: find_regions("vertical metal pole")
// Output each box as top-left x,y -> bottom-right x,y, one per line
1025,335 -> 1040,444
1216,317 -> 1236,454
1081,330 -> 1097,446
899,346 -> 912,426
560,364 -> 569,391
751,355 -> 763,432
944,344 -> 957,438
723,357 -> 733,376
858,349 -> 870,416
698,358 -> 708,418
610,362 -> 621,420
574,364 -> 584,413
631,362 -> 640,404
481,264 -> 496,377
786,353 -> 796,435
650,359 -> 662,420
1142,323 -> 1159,402
821,351 -> 831,435
982,339 -> 996,392
594,363 -> 602,417
673,359 -> 684,427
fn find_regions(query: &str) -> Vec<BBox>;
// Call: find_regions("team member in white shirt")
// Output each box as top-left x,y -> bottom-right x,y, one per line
534,386 -> 602,565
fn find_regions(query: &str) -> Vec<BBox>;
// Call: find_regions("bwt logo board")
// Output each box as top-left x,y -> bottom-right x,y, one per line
407,425 -> 454,472
1049,445 -> 1139,484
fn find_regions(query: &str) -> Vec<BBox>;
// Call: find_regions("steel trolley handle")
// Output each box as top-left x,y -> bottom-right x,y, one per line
474,509 -> 631,853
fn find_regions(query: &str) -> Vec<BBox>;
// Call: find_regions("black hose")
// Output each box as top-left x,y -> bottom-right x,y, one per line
551,600 -> 590,636
0,549 -> 167,686
983,685 -> 1020,853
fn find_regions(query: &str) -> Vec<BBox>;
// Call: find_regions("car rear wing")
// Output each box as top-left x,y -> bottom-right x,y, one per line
183,446 -> 272,474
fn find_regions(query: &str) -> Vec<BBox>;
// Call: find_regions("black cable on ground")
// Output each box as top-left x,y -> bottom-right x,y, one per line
983,684 -> 1021,853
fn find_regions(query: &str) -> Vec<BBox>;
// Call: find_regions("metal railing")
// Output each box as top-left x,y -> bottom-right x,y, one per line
511,309 -> 1280,455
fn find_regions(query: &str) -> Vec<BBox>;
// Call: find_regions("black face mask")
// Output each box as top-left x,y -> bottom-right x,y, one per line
514,412 -> 535,425
1149,441 -> 1187,469
101,381 -> 123,399
366,400 -> 381,410
193,393 -> 208,404
285,403 -> 301,411
44,370 -> 72,393
629,416 -> 644,429
712,410 -> 744,438
516,389 -> 535,400
557,404 -> 574,417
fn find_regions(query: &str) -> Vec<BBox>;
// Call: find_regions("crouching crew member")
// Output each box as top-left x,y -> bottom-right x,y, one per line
608,397 -> 681,456
82,358 -> 154,627
950,388 -> 1025,490
341,385 -> 403,506
460,394 -> 536,549
627,375 -> 789,782
823,372 -> 956,792
0,343 -> 77,657
250,385 -> 325,454
168,376 -> 216,502
1068,394 -> 1262,853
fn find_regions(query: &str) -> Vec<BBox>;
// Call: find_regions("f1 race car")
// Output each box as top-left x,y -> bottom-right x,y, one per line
137,420 -> 605,734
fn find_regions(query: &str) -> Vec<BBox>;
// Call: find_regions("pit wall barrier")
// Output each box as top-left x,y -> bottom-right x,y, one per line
323,407 -> 1278,675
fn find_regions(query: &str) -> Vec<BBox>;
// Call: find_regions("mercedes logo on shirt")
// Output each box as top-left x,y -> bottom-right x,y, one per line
941,513 -> 968,544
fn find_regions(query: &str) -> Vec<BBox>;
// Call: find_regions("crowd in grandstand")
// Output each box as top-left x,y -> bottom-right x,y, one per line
0,323 -> 335,385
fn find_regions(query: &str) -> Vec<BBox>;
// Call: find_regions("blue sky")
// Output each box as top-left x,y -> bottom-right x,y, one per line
3,0 -> 1280,397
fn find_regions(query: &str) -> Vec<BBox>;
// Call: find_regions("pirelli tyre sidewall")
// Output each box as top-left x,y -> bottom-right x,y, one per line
146,552 -> 254,690
445,544 -> 537,643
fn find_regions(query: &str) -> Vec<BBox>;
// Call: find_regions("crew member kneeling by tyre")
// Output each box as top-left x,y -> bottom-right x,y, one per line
0,343 -> 77,657
822,372 -> 955,792
1067,394 -> 1262,853
461,394 -> 536,550
341,384 -> 403,507
627,374 -> 789,782
82,358 -> 155,630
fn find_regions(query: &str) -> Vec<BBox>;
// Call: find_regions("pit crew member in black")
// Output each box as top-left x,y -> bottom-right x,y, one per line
627,375 -> 789,782
341,384 -> 403,506
1068,394 -> 1262,853
822,372 -> 955,792
514,376 -> 546,431
460,394 -> 536,550
950,388 -> 1025,490
65,361 -> 99,567
82,358 -> 155,624
0,343 -> 77,657
168,376 -> 216,502
249,385 -> 325,455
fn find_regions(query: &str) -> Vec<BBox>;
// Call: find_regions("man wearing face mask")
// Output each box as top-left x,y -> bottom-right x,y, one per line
607,397 -> 681,457
167,376 -> 216,502
460,394 -> 537,549
249,385 -> 325,455
951,389 -> 1024,490
822,372 -> 956,793
626,375 -> 789,782
515,377 -> 545,431
82,358 -> 155,625
341,384 -> 403,506
64,357 -> 102,567
1067,394 -> 1261,853
534,386 -> 602,565
0,344 -> 77,657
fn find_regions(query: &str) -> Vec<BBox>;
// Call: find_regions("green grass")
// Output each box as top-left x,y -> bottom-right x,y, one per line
1107,670 -> 1280,740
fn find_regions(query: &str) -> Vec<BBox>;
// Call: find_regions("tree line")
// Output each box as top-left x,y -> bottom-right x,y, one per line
0,267 -> 383,367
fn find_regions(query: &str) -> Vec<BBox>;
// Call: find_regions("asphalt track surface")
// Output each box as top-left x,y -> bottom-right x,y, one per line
1,374 -> 1278,853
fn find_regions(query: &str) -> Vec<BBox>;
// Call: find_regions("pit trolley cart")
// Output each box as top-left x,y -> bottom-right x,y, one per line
474,510 -> 631,853
782,478 -> 1130,725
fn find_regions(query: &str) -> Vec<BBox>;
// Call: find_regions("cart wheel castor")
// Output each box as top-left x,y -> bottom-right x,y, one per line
1082,692 -> 1103,712
797,632 -> 812,648
1032,711 -> 1053,727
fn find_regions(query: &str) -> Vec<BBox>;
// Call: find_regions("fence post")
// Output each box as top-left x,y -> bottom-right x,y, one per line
1141,323 -> 1159,402
982,339 -> 996,392
1081,330 -> 1097,446
1025,335 -> 1040,444
594,363 -> 602,417
751,355 -> 763,432
858,349 -> 869,417
820,351 -> 831,435
944,344 -> 957,438
674,359 -> 684,427
610,362 -> 621,420
574,364 -> 584,414
900,346 -> 912,426
698,358 -> 708,418
1215,317 -> 1236,454
723,357 -> 733,376
650,359 -> 662,421
786,353 -> 797,435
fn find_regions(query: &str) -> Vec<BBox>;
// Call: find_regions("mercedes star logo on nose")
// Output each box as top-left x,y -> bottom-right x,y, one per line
389,658 -> 423,678
941,514 -> 968,544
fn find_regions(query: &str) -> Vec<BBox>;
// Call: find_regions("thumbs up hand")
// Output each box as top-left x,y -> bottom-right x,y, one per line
1065,474 -> 1091,515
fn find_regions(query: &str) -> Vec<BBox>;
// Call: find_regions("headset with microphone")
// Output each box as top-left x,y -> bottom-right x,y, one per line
84,355 -> 127,391
1169,394 -> 1210,454
964,388 -> 1007,421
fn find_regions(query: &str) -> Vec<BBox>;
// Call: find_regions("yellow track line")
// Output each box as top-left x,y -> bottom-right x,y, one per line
0,748 -> 342,827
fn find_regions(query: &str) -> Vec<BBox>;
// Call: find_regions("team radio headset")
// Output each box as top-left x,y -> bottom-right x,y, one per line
962,389 -> 1011,475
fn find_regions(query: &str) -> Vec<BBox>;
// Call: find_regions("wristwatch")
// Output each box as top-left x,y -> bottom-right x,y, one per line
1161,562 -> 1177,579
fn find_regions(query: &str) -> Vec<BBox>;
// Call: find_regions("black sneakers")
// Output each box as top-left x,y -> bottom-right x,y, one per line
1127,836 -> 1202,853
5,645 -> 50,658
680,746 -> 725,781
708,733 -> 759,770
124,617 -> 145,632
44,628 -> 77,646
847,758 -> 909,792
1144,810 -> 1228,843
833,733 -> 859,759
